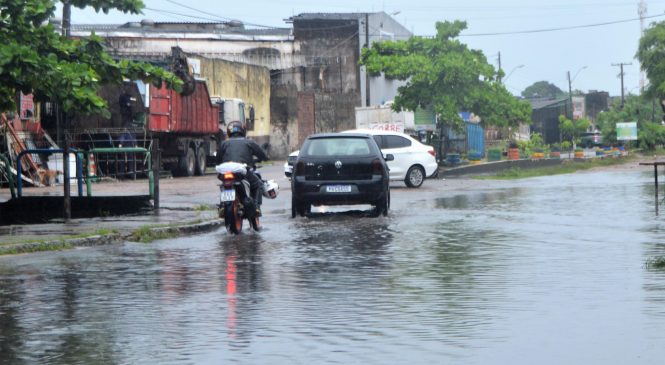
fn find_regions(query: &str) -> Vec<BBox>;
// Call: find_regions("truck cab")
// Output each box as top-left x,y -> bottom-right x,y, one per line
211,97 -> 245,128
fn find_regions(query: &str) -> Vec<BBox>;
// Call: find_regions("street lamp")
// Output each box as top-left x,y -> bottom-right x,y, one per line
504,64 -> 525,82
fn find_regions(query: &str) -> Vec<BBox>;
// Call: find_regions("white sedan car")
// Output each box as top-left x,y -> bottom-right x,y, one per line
284,129 -> 438,188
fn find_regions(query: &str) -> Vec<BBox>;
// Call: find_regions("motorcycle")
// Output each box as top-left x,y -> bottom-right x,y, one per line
215,162 -> 278,234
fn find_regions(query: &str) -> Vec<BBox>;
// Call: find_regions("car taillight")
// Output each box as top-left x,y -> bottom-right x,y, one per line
428,149 -> 436,158
295,161 -> 305,176
372,158 -> 384,175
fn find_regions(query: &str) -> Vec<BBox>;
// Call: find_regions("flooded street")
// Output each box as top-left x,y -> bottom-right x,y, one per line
2,168 -> 665,364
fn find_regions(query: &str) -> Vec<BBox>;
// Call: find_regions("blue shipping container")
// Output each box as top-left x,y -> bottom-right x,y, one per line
466,123 -> 485,156
443,121 -> 485,157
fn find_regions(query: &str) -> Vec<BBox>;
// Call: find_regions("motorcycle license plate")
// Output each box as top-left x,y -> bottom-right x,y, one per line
220,189 -> 236,202
326,185 -> 352,193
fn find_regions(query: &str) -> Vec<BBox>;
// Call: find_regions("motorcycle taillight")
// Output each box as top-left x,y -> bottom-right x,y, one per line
220,172 -> 235,188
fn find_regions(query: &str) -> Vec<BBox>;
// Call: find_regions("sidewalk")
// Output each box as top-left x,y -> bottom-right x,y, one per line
0,162 -> 288,251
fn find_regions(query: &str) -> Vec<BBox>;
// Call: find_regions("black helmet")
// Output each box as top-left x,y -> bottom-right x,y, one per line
226,121 -> 245,137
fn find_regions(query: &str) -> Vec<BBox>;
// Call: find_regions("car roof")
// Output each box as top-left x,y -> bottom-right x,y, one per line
307,132 -> 372,139
342,129 -> 412,138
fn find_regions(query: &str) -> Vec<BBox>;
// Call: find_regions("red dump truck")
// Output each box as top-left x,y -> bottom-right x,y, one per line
147,79 -> 222,176
60,79 -> 223,177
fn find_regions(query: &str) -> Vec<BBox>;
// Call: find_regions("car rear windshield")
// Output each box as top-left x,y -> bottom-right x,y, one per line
303,137 -> 372,157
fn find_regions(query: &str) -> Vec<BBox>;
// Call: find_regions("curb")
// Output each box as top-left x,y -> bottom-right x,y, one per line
0,219 -> 224,255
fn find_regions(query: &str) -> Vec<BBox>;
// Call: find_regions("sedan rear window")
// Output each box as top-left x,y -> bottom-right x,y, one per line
304,137 -> 372,157
383,135 -> 411,148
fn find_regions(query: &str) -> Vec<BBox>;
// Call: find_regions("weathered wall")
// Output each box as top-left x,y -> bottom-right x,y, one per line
297,92 -> 316,149
293,18 -> 361,98
314,92 -> 358,133
270,84 -> 299,157
198,57 -> 271,142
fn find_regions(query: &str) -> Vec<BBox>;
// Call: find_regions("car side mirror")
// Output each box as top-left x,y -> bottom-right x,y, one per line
384,154 -> 395,161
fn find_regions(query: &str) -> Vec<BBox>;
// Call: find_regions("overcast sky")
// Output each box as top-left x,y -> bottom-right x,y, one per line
60,0 -> 665,98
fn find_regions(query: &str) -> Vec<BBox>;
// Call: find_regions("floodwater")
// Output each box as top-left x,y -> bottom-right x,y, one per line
1,168 -> 665,364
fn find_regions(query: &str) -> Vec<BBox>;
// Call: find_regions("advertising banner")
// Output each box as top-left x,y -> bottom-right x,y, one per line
616,122 -> 638,141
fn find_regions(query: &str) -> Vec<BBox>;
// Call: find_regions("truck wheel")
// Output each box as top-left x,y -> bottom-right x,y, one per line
178,147 -> 196,177
195,147 -> 207,176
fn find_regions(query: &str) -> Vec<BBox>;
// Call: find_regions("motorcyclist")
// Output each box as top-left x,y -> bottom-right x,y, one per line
217,121 -> 269,215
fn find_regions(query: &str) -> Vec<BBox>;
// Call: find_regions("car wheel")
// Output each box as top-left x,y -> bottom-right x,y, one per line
405,165 -> 425,188
291,193 -> 298,218
299,203 -> 311,217
372,189 -> 390,217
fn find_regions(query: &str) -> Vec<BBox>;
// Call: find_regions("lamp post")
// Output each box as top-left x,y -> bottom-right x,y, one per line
504,64 -> 525,83
567,66 -> 587,120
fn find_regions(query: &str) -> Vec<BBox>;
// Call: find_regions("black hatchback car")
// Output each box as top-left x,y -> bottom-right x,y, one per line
291,133 -> 393,217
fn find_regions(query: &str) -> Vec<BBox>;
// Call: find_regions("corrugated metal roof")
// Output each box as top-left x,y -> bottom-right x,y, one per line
71,23 -> 291,37
288,12 -> 382,22
529,97 -> 569,110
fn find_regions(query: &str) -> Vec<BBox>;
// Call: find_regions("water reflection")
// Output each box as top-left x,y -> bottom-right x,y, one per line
1,169 -> 665,363
218,236 -> 267,349
435,188 -> 525,210
0,270 -> 23,365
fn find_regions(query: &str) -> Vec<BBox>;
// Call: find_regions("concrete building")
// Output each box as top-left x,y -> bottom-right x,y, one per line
70,12 -> 411,157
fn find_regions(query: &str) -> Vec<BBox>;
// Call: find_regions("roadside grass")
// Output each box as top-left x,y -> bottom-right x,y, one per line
646,256 -> 665,270
0,228 -> 118,247
476,156 -> 637,180
128,219 -> 205,243
0,228 -> 119,255
194,204 -> 214,211
0,218 -> 212,254
129,226 -> 179,243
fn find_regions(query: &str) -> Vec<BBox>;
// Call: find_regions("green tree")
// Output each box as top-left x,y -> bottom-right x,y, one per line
637,20 -> 665,107
596,95 -> 664,148
559,115 -> 590,149
359,20 -> 531,130
521,81 -> 565,99
0,0 -> 182,117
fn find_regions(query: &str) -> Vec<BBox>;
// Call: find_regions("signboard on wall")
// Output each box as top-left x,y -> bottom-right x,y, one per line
19,93 -> 34,119
572,96 -> 585,120
616,122 -> 638,141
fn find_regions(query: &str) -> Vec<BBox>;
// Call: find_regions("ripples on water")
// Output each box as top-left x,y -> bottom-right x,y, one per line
1,170 -> 665,364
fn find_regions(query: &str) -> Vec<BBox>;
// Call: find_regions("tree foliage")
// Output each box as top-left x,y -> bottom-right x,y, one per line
359,20 -> 531,130
637,20 -> 665,102
521,81 -> 565,99
0,0 -> 182,117
558,115 -> 590,148
596,94 -> 665,149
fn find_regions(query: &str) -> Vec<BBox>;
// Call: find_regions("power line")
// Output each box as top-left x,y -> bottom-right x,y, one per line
457,13 -> 665,37
163,0 -> 281,29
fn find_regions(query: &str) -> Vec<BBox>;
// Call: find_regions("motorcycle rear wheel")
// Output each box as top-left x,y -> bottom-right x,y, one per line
224,200 -> 243,234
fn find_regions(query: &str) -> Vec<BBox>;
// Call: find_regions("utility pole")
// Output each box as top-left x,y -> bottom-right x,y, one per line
612,62 -> 632,108
567,71 -> 573,120
62,2 -> 71,37
62,2 -> 72,221
364,13 -> 370,107
639,0 -> 647,93
497,52 -> 502,83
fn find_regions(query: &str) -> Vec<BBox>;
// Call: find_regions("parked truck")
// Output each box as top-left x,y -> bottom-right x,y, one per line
52,48 -> 249,178
147,79 -> 221,176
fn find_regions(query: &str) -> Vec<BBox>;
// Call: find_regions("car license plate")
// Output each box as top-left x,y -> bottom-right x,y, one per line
220,189 -> 235,202
326,185 -> 352,193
